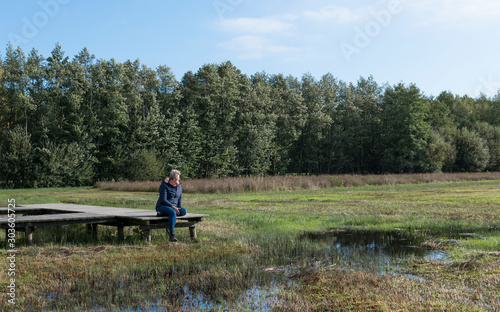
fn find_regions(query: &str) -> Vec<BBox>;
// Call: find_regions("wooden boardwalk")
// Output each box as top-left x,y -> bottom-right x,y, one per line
0,203 -> 207,245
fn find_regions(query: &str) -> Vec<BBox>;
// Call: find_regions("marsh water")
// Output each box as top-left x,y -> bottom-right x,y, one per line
299,229 -> 448,269
51,229 -> 495,311
121,229 -> 456,311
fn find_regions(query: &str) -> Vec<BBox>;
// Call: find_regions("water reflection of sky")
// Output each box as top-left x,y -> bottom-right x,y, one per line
75,229 -> 495,311
302,230 -> 450,272
120,282 -> 292,312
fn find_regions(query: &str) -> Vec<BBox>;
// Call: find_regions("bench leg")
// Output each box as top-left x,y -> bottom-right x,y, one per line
92,224 -> 98,239
25,227 -> 33,245
143,221 -> 151,242
189,225 -> 197,240
117,225 -> 124,241
144,229 -> 151,242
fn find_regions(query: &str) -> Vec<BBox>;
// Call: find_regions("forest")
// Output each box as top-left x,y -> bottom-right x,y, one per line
0,43 -> 499,188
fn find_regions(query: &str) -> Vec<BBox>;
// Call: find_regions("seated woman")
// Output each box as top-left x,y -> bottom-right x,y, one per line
156,170 -> 187,242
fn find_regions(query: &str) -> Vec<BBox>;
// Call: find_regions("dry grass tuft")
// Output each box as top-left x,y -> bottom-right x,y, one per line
96,172 -> 500,194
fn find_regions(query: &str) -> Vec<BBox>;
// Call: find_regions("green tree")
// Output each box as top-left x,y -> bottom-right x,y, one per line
290,74 -> 332,174
235,72 -> 277,175
122,60 -> 173,165
471,122 -> 500,171
91,59 -> 129,181
380,83 -> 430,173
32,142 -> 95,187
318,73 -> 341,173
25,48 -> 48,146
325,76 -> 382,174
44,44 -> 77,143
424,129 -> 456,172
427,96 -> 456,129
346,76 -> 382,173
189,61 -> 241,178
448,94 -> 478,128
1,44 -> 34,134
0,126 -> 32,188
485,92 -> 500,126
269,74 -> 306,174
454,127 -> 490,172
36,45 -> 97,185
176,70 -> 203,178
126,149 -> 164,181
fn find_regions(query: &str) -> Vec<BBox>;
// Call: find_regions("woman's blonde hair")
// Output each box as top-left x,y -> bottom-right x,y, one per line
169,170 -> 181,180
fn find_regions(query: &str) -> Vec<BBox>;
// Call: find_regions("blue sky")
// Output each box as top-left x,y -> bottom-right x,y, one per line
2,0 -> 500,98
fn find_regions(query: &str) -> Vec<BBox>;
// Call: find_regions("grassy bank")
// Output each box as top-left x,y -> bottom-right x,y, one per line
0,180 -> 499,311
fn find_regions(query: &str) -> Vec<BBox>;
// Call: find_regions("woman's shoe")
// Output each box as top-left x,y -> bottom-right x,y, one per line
169,234 -> 177,242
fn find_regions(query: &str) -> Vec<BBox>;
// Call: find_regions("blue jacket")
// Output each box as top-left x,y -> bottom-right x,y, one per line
156,179 -> 183,210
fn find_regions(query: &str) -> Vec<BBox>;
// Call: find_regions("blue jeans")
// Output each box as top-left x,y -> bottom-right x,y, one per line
156,205 -> 187,234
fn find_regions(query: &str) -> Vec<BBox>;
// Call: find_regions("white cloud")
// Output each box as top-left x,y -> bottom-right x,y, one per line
217,35 -> 302,60
216,15 -> 303,60
303,5 -> 363,24
404,0 -> 500,27
216,3 -> 399,61
216,17 -> 295,34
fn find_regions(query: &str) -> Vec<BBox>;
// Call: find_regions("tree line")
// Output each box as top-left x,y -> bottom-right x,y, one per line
1,43 -> 499,188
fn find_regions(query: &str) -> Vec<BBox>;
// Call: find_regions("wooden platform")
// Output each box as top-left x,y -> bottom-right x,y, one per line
0,203 -> 208,245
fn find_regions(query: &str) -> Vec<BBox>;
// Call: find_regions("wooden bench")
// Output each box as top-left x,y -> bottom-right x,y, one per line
117,213 -> 207,242
0,204 -> 208,245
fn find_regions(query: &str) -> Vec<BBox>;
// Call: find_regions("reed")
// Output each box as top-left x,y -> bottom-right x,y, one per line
96,172 -> 500,193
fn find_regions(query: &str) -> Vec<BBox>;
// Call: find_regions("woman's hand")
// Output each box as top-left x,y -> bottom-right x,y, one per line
172,206 -> 180,215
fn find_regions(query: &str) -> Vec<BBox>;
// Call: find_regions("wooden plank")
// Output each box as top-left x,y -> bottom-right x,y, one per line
0,207 -> 75,215
1,218 -> 117,230
120,213 -> 208,221
0,213 -> 115,224
19,204 -> 155,215
140,222 -> 197,230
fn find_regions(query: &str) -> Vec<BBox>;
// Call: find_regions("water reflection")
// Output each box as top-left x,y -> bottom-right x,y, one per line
300,230 -> 448,270
181,281 -> 288,312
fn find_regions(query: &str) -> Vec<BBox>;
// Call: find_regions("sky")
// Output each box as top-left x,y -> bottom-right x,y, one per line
2,0 -> 500,98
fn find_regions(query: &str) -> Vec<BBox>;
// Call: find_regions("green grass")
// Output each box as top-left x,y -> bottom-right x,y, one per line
0,180 -> 499,311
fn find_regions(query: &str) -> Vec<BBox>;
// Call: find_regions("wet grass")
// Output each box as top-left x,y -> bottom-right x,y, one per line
0,180 -> 499,311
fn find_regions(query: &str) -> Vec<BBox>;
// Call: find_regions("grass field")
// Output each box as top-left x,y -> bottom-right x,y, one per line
0,179 -> 499,311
